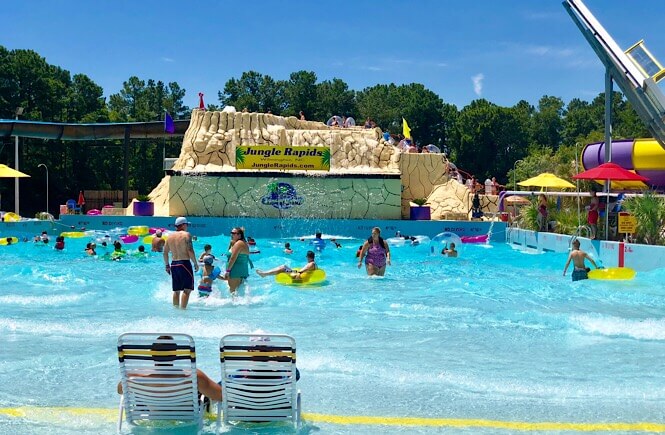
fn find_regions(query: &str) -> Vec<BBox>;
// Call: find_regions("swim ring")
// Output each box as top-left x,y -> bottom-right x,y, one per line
127,226 -> 149,236
275,269 -> 326,285
148,227 -> 167,235
60,231 -> 86,238
2,212 -> 20,222
86,209 -> 101,216
120,235 -> 139,244
430,232 -> 463,256
0,237 -> 19,245
143,234 -> 168,244
588,267 -> 636,280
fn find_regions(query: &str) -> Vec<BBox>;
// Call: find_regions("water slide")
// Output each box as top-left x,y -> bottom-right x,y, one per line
564,0 -> 665,149
582,139 -> 665,188
0,119 -> 188,140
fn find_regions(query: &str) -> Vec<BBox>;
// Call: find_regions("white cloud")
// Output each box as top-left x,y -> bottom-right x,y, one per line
472,73 -> 484,96
525,45 -> 574,57
161,57 -> 175,63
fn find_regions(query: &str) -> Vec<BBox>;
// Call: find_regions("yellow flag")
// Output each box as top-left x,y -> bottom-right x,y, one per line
402,118 -> 411,139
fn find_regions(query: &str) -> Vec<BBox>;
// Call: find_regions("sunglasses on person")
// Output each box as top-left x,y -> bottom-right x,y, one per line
230,231 -> 239,235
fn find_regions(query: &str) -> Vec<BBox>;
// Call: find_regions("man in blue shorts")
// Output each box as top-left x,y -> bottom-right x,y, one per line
163,217 -> 199,309
563,239 -> 598,281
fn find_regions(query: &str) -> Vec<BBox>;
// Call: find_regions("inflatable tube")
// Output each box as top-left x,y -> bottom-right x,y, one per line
60,231 -> 86,238
86,209 -> 101,216
430,232 -> 463,256
143,234 -> 168,244
460,234 -> 488,244
276,269 -> 326,285
0,237 -> 19,245
127,226 -> 149,236
148,227 -> 167,235
2,212 -> 20,222
588,267 -> 636,280
120,235 -> 139,244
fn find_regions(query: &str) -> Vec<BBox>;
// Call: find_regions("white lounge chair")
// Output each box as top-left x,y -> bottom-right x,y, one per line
117,333 -> 204,433
217,334 -> 301,430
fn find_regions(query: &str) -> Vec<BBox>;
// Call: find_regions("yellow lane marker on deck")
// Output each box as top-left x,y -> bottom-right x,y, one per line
1,407 -> 664,432
302,413 -> 665,432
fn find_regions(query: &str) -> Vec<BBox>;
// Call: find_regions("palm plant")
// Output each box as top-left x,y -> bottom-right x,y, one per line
321,148 -> 331,169
622,191 -> 665,245
235,147 -> 245,165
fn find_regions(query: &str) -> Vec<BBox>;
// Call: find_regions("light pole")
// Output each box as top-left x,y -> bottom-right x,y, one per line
14,107 -> 24,215
38,164 -> 48,215
513,159 -> 524,191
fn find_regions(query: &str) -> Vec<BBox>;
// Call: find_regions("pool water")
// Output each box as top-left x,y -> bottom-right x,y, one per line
1,232 -> 665,434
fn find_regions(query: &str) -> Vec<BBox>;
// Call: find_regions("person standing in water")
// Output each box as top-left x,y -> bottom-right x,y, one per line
357,227 -> 391,276
163,217 -> 199,309
225,227 -> 251,296
563,239 -> 599,281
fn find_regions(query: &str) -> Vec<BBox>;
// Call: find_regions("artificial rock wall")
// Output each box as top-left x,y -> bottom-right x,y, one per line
173,109 -> 401,173
147,109 -> 467,219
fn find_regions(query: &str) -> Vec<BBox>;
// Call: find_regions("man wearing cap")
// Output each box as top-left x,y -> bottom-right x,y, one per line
163,217 -> 199,309
151,230 -> 165,252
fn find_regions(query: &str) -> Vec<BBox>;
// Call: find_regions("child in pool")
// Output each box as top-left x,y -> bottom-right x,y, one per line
198,255 -> 225,297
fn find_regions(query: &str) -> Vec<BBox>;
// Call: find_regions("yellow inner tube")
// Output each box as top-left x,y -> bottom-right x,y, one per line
127,226 -> 149,236
2,212 -> 20,222
588,267 -> 636,280
60,232 -> 86,238
0,237 -> 19,245
143,234 -> 168,244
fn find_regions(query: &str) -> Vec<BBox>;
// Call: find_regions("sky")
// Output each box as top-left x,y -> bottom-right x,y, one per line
3,0 -> 665,112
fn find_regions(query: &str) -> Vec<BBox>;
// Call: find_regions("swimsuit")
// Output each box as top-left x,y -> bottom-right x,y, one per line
572,268 -> 589,282
365,239 -> 387,269
171,260 -> 194,291
228,253 -> 252,279
198,267 -> 220,297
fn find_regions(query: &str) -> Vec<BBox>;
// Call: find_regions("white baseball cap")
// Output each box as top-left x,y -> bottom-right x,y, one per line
174,217 -> 191,226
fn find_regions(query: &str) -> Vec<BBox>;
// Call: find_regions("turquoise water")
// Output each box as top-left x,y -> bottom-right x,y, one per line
1,230 -> 665,434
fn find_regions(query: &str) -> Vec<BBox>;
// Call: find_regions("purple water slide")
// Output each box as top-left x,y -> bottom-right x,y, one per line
582,142 -> 602,169
636,169 -> 665,187
582,140 -> 635,168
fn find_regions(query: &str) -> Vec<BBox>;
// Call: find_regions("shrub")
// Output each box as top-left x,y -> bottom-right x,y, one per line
622,191 -> 665,245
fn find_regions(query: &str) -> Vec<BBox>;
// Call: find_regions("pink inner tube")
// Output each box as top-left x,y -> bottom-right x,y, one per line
149,227 -> 167,235
120,234 -> 139,244
86,209 -> 101,215
460,235 -> 488,243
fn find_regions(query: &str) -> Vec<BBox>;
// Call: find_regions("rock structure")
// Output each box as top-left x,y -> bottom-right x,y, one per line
173,110 -> 400,173
143,109 -> 480,219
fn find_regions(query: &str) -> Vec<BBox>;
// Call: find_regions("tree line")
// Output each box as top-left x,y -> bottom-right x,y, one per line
0,46 -> 649,215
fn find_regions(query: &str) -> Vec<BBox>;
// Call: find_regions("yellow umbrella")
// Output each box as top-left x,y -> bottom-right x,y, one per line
517,172 -> 574,189
0,164 -> 30,178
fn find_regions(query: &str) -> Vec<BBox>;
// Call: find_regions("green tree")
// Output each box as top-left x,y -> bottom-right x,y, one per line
356,83 -> 445,145
218,71 -> 286,114
313,78 -> 356,122
531,95 -> 564,149
283,70 -> 318,117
